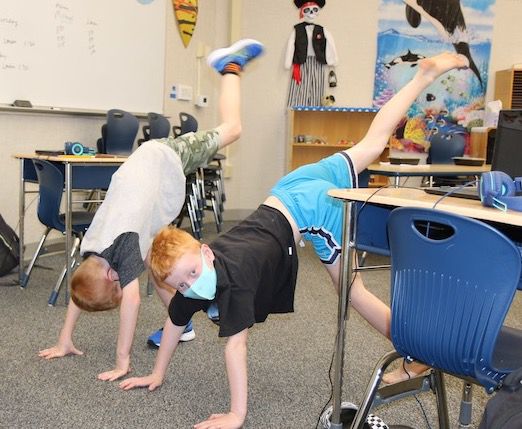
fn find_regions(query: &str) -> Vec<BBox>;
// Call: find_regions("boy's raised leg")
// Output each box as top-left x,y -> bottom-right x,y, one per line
347,52 -> 470,174
210,39 -> 264,149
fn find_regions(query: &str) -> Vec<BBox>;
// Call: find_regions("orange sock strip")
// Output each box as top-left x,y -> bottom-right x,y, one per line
222,63 -> 241,75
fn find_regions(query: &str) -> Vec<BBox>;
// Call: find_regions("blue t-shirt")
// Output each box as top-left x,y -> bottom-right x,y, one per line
270,152 -> 357,264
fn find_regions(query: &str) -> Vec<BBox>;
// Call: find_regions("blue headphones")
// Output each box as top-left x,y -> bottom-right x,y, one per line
480,171 -> 522,212
64,141 -> 95,156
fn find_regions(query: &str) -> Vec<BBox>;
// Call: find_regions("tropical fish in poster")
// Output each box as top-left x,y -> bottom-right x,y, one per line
173,0 -> 198,48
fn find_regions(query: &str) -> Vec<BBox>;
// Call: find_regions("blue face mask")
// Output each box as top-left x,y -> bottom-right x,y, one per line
182,249 -> 217,300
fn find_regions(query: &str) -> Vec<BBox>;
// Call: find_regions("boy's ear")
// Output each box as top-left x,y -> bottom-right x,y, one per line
201,244 -> 215,262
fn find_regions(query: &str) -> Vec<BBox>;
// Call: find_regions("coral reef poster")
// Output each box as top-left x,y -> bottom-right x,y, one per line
372,0 -> 495,153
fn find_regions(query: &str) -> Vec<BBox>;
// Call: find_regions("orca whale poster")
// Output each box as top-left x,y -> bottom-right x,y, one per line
373,0 -> 495,154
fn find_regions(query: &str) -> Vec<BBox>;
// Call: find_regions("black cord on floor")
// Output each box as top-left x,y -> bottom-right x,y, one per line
316,330 -> 337,429
403,359 -> 432,429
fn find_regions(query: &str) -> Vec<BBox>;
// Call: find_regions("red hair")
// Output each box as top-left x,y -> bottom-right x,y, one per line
71,256 -> 121,312
150,226 -> 201,282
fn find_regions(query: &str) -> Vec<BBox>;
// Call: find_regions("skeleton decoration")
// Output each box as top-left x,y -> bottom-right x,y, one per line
285,0 -> 338,107
301,3 -> 320,20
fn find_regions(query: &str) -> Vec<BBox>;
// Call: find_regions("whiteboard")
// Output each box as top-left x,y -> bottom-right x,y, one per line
0,0 -> 166,113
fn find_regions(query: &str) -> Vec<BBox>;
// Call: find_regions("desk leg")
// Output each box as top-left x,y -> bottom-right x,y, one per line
18,158 -> 26,286
394,176 -> 400,187
65,162 -> 73,298
330,201 -> 355,429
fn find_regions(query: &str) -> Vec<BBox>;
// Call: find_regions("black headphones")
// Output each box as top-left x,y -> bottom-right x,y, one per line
480,171 -> 522,212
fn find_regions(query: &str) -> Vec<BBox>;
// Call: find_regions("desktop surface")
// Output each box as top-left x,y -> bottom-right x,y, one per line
328,187 -> 522,227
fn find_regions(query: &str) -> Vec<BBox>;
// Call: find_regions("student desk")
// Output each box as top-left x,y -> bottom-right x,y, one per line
367,162 -> 491,187
325,187 -> 522,428
14,154 -> 127,293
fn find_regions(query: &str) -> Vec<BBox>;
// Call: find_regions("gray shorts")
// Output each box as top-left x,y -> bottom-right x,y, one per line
162,129 -> 220,175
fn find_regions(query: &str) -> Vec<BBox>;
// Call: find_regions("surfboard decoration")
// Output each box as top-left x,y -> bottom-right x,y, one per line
173,0 -> 198,48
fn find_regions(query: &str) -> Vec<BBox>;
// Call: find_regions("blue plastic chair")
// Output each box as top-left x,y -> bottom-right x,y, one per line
352,207 -> 522,428
140,112 -> 171,145
426,133 -> 468,186
148,112 -> 170,139
97,109 -> 139,155
173,112 -> 198,137
427,133 -> 466,164
22,160 -> 95,305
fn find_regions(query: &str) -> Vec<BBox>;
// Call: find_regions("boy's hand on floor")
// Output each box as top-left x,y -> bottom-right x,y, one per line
119,374 -> 163,391
193,412 -> 243,429
38,342 -> 83,359
97,366 -> 130,382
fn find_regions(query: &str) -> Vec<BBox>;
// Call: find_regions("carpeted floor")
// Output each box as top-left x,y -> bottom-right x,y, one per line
0,221 -> 520,428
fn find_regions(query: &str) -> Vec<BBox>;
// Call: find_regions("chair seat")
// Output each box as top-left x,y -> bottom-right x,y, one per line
492,326 -> 522,369
57,211 -> 95,234
213,153 -> 226,161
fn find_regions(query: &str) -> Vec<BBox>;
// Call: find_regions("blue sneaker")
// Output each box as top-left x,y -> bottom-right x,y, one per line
207,302 -> 220,324
207,39 -> 264,74
147,320 -> 195,348
180,320 -> 195,342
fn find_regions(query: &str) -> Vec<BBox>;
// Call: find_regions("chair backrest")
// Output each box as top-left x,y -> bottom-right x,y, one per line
387,207 -> 521,391
173,112 -> 198,137
99,109 -> 139,155
147,112 -> 171,139
427,133 -> 466,164
32,160 -> 66,232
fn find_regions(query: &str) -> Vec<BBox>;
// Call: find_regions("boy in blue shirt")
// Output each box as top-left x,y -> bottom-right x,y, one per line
120,52 -> 471,429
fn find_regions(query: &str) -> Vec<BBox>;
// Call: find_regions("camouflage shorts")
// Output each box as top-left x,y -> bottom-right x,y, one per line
162,129 -> 220,175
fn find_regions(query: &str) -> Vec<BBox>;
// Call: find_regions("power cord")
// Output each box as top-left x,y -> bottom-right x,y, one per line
316,330 -> 337,429
403,359 -> 432,429
431,179 -> 479,209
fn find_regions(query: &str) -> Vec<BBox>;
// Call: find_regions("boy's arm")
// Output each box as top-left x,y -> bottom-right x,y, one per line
38,298 -> 83,359
194,328 -> 249,429
119,317 -> 184,391
98,278 -> 141,381
145,251 -> 176,307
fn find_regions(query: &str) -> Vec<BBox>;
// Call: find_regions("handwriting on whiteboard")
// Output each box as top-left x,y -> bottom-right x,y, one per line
0,1 -> 99,72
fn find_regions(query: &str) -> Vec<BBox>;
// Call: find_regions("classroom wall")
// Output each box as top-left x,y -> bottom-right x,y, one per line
1,0 -> 521,244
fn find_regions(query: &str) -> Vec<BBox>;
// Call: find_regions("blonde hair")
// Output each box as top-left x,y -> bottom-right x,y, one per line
71,256 -> 121,312
150,226 -> 201,282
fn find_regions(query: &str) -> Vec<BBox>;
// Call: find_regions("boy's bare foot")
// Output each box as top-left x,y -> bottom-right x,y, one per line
382,360 -> 430,385
418,51 -> 470,82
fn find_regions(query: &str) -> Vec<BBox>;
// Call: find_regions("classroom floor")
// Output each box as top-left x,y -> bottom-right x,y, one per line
1,221 -> 519,428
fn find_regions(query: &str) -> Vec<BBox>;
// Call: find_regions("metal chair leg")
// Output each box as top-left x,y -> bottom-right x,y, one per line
431,370 -> 450,429
351,350 -> 401,428
20,227 -> 51,289
146,274 -> 154,297
210,196 -> 222,233
458,383 -> 473,428
48,237 -> 80,306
